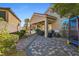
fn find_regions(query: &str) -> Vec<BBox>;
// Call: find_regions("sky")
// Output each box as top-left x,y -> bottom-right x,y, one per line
0,3 -> 50,27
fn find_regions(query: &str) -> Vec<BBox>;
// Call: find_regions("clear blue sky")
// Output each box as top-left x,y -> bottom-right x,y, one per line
0,3 -> 50,27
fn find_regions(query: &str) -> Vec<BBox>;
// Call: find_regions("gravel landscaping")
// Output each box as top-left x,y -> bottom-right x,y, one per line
16,34 -> 79,56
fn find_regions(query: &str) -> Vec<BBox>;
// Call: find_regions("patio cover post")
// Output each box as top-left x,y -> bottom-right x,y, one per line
29,25 -> 31,35
45,18 -> 48,38
29,22 -> 31,35
36,25 -> 38,29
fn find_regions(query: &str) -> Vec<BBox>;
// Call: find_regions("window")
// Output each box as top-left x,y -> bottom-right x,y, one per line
0,11 -> 6,21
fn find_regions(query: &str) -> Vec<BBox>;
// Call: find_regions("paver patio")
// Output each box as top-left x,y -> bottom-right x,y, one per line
16,34 -> 79,56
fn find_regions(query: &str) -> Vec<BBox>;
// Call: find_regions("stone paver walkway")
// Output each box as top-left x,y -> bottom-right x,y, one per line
16,34 -> 79,56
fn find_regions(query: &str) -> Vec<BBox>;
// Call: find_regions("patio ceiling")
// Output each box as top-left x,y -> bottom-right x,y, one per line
30,13 -> 57,25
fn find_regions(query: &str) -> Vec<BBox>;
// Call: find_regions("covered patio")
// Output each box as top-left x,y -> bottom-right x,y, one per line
30,13 -> 57,37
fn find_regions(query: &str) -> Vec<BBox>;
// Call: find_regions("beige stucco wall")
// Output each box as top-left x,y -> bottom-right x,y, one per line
7,11 -> 20,33
0,9 -> 20,33
36,22 -> 59,31
30,13 -> 61,33
39,24 -> 52,31
51,20 -> 60,30
48,24 -> 52,30
45,8 -> 67,31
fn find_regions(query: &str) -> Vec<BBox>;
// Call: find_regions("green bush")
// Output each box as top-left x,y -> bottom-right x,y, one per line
62,30 -> 68,38
0,17 -> 4,21
35,29 -> 44,36
16,30 -> 26,38
0,29 -> 19,56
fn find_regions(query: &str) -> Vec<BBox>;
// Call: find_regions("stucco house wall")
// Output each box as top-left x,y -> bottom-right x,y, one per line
30,13 -> 57,35
30,13 -> 46,34
7,10 -> 20,33
45,8 -> 67,31
0,7 -> 21,33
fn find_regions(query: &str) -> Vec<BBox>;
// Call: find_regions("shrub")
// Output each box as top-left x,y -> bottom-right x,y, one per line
62,30 -> 68,38
16,30 -> 26,38
35,29 -> 44,36
0,17 -> 4,21
0,29 -> 19,56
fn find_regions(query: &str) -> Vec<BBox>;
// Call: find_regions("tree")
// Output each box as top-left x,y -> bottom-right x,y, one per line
0,26 -> 19,56
51,3 -> 79,17
24,18 -> 29,27
23,18 -> 30,32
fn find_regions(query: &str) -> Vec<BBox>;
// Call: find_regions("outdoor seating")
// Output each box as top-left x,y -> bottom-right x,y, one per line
48,31 -> 52,38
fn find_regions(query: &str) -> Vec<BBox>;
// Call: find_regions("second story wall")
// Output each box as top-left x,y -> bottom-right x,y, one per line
7,11 -> 20,32
0,8 -> 21,33
8,11 -> 20,26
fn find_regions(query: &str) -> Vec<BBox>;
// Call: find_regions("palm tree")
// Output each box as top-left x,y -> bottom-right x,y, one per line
23,18 -> 30,33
